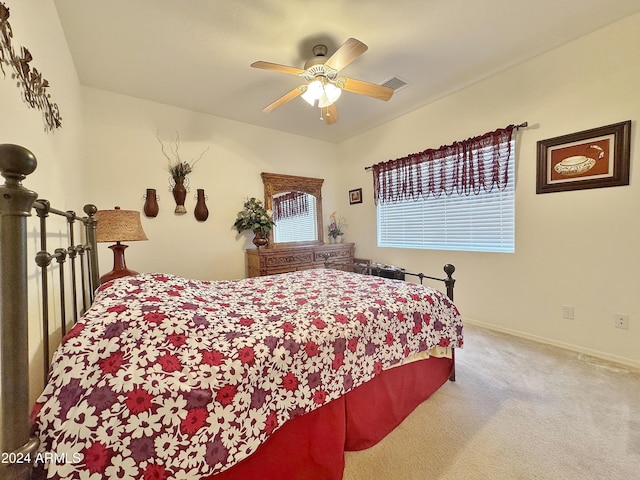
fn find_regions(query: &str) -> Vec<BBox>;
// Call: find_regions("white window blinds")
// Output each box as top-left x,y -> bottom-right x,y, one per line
375,128 -> 516,253
273,200 -> 317,243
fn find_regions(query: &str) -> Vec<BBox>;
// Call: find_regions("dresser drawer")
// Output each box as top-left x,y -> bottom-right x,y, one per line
247,243 -> 354,277
264,251 -> 314,269
314,247 -> 352,263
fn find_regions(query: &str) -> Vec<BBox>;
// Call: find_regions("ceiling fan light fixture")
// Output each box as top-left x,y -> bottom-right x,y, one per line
301,78 -> 342,108
320,82 -> 342,108
301,79 -> 323,106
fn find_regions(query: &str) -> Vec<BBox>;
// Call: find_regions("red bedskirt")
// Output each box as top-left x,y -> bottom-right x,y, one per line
212,355 -> 453,480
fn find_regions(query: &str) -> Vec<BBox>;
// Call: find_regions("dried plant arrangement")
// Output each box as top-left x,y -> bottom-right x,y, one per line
156,130 -> 209,181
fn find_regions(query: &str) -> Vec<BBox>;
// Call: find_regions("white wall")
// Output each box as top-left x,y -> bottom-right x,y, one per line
0,0 -> 86,400
81,87 -> 339,281
338,14 -> 640,367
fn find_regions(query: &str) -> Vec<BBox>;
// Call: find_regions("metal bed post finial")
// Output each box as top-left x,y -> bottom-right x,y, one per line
443,264 -> 456,302
442,263 -> 456,381
35,200 -> 53,380
84,204 -> 99,299
0,144 -> 41,478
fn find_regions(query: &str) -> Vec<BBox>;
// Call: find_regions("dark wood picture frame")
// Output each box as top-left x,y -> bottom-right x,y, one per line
536,120 -> 631,194
349,188 -> 363,204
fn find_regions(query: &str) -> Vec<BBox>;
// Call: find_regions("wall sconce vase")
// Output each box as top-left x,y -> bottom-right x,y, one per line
194,188 -> 209,222
172,176 -> 187,214
143,188 -> 159,217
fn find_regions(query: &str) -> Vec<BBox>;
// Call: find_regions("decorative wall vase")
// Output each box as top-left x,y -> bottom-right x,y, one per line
143,188 -> 159,217
252,228 -> 268,248
172,176 -> 187,214
194,188 -> 209,222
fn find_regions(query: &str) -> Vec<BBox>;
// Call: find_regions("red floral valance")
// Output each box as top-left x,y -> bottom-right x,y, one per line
373,125 -> 516,205
273,191 -> 309,221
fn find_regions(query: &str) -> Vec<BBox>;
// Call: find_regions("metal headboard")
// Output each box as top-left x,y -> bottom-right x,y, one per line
32,200 -> 99,378
0,144 -> 99,480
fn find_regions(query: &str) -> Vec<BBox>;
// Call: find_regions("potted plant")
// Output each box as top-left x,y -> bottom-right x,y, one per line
233,197 -> 276,248
328,212 -> 346,242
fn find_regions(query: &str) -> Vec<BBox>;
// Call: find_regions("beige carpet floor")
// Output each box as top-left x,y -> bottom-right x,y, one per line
343,324 -> 640,480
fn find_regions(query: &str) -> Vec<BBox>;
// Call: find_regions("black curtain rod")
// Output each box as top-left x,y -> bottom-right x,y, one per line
363,122 -> 529,171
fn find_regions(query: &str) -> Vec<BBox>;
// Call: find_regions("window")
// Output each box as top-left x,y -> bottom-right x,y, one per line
374,126 -> 516,253
273,199 -> 317,242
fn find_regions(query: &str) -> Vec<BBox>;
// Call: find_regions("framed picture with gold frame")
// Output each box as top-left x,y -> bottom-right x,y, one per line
536,120 -> 631,194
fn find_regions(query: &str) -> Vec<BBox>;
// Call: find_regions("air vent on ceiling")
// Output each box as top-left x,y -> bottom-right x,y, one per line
381,76 -> 408,92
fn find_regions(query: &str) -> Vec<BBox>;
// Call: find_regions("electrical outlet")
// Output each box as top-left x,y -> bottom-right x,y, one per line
614,314 -> 629,329
562,306 -> 574,320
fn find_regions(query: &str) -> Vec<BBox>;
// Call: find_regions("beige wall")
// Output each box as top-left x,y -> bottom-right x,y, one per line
81,87 -> 339,281
338,13 -> 640,367
0,0 -> 86,401
0,0 -> 85,198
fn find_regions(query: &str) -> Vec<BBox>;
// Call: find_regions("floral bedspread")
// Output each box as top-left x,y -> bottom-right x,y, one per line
33,269 -> 463,479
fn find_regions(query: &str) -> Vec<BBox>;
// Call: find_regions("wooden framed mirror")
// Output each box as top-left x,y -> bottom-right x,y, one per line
262,172 -> 324,246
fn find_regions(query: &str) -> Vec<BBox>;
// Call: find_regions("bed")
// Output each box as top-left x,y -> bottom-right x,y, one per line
0,144 -> 463,480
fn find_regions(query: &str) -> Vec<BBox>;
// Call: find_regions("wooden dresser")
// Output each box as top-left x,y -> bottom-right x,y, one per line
246,243 -> 355,277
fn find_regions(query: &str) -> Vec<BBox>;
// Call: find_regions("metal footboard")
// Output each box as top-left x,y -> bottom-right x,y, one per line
324,257 -> 457,381
324,257 -> 456,301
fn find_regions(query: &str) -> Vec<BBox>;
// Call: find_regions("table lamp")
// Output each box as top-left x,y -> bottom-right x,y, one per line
95,206 -> 148,284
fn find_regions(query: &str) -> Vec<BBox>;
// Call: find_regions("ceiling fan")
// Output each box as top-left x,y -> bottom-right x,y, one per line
251,38 -> 394,125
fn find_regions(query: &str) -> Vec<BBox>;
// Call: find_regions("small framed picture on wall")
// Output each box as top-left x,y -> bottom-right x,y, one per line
536,120 -> 631,194
349,188 -> 363,204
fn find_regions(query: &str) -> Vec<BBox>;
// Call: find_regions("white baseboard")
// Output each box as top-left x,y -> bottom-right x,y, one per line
463,317 -> 640,371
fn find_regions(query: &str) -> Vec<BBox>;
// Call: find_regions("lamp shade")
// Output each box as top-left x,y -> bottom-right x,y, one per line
95,207 -> 148,243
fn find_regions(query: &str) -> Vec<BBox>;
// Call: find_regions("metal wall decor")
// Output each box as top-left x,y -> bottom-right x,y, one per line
0,2 -> 62,131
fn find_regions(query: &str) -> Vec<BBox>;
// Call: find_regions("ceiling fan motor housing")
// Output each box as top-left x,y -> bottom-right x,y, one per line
303,44 -> 330,70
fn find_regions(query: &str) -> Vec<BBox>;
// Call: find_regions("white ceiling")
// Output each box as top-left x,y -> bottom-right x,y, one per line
54,0 -> 640,144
